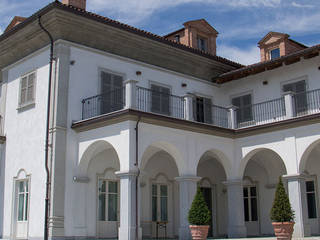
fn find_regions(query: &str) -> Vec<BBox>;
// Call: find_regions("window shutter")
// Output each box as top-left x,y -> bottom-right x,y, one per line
20,76 -> 28,105
100,72 -> 113,114
151,85 -> 161,113
101,72 -> 112,94
242,94 -> 252,122
26,73 -> 35,102
161,87 -> 170,115
204,98 -> 212,124
113,75 -> 124,109
295,80 -> 306,93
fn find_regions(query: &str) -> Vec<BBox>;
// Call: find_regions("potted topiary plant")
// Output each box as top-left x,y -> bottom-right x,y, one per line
188,187 -> 211,240
270,177 -> 295,240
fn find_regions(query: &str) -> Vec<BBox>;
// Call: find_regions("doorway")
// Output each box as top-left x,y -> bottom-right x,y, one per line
14,180 -> 29,239
201,187 -> 214,237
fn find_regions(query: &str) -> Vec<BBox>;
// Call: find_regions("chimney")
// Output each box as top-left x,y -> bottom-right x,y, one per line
62,0 -> 86,10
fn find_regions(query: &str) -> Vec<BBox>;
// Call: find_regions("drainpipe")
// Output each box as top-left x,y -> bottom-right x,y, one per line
38,15 -> 54,240
135,116 -> 141,240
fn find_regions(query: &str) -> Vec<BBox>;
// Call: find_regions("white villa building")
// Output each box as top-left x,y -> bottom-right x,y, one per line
0,1 -> 320,240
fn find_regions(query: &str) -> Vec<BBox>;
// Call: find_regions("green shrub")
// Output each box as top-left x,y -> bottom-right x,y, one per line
188,187 -> 211,225
270,177 -> 295,222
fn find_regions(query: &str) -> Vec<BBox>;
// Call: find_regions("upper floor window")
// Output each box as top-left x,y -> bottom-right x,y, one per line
195,96 -> 212,124
19,71 -> 36,108
283,80 -> 307,114
100,71 -> 124,114
151,84 -> 170,115
175,35 -> 180,43
270,48 -> 280,60
197,36 -> 208,52
232,94 -> 252,123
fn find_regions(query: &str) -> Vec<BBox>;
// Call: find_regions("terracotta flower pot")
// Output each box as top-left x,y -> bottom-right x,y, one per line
189,225 -> 210,240
272,222 -> 295,240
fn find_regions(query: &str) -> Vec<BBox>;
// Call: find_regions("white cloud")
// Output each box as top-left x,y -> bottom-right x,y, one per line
292,2 -> 313,8
218,45 -> 260,65
88,0 -> 282,24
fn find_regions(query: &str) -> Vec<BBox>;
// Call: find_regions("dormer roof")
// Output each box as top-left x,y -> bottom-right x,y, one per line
258,31 -> 289,46
4,16 -> 27,33
183,19 -> 219,36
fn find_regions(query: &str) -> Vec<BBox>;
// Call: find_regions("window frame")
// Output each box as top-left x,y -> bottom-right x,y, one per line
197,35 -> 208,52
269,47 -> 280,60
151,183 -> 169,222
243,185 -> 259,222
16,179 -> 30,223
18,71 -> 37,109
305,177 -> 318,219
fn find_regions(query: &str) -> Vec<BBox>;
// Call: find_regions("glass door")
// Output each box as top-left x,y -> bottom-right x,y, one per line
15,180 -> 29,239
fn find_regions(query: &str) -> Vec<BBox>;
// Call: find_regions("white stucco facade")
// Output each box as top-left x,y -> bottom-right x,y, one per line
0,37 -> 320,240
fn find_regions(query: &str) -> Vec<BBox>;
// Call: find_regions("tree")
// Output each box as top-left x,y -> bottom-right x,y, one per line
270,177 -> 295,222
188,187 -> 211,225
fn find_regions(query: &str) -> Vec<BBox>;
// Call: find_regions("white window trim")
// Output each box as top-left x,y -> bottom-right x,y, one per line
18,71 -> 37,110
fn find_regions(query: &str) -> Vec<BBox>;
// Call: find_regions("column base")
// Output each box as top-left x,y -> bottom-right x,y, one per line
228,224 -> 247,238
179,226 -> 191,240
118,226 -> 142,240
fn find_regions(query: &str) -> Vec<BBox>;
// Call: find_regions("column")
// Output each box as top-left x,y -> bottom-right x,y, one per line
175,176 -> 201,240
116,169 -> 140,240
125,79 -> 138,109
228,106 -> 238,129
184,93 -> 194,121
283,174 -> 311,237
283,91 -> 295,118
224,180 -> 247,238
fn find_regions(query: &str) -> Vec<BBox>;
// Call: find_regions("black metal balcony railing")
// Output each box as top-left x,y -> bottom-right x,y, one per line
81,87 -> 125,120
80,87 -> 320,130
294,89 -> 320,117
136,86 -> 185,119
236,97 -> 286,128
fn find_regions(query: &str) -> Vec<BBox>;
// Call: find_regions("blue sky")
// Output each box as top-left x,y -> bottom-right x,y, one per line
0,0 -> 319,65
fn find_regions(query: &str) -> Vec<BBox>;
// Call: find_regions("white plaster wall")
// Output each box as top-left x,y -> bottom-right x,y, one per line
2,49 -> 50,238
0,143 -> 5,238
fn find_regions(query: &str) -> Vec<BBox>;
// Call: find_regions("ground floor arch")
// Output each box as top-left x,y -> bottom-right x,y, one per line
197,151 -> 228,238
242,148 -> 287,236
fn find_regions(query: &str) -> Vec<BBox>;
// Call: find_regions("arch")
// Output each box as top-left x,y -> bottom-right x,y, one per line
78,140 -> 120,175
15,169 -> 29,179
299,138 -> 320,173
140,141 -> 183,175
239,148 -> 287,179
196,149 -> 231,179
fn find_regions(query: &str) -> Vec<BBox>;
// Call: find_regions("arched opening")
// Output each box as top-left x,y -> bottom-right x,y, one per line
77,140 -> 121,239
140,144 -> 180,239
242,148 -> 287,237
197,150 -> 228,238
300,139 -> 320,235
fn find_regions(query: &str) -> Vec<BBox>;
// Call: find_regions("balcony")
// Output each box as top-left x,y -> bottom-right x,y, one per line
80,81 -> 320,130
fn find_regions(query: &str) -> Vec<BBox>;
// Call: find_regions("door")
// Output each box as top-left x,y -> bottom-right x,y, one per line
15,180 -> 29,239
243,186 -> 259,236
201,187 -> 214,237
100,71 -> 124,115
305,179 -> 319,235
195,97 -> 212,124
97,179 -> 119,238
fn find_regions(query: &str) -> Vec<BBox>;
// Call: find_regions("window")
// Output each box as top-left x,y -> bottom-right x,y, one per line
270,48 -> 280,60
197,36 -> 208,52
306,180 -> 317,219
100,71 -> 124,114
152,184 -> 168,222
19,72 -> 36,107
283,80 -> 307,114
195,97 -> 212,124
17,180 -> 29,221
175,35 -> 180,43
151,84 -> 170,115
232,94 -> 252,123
243,186 -> 258,222
98,180 -> 119,221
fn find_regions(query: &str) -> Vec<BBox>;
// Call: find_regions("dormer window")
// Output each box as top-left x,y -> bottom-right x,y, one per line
197,36 -> 208,52
175,35 -> 180,43
270,48 -> 280,60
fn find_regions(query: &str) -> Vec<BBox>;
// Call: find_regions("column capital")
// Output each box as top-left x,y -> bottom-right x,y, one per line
282,91 -> 295,96
282,173 -> 307,181
226,105 -> 239,111
124,79 -> 139,84
223,179 -> 243,186
183,92 -> 195,98
175,175 -> 201,183
115,169 -> 139,178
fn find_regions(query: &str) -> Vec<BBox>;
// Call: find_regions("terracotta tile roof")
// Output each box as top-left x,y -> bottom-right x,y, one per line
4,16 -> 27,33
215,44 -> 320,84
0,0 -> 243,69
